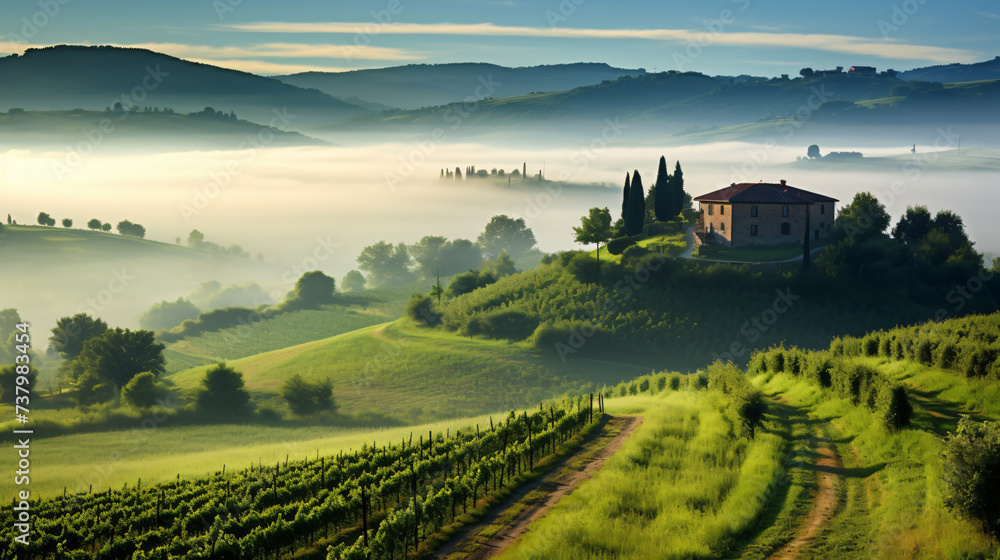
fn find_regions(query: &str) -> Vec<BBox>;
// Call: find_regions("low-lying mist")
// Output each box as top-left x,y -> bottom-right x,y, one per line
2,139 -> 997,341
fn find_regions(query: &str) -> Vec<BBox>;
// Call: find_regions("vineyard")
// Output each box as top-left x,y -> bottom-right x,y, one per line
1,398 -> 598,560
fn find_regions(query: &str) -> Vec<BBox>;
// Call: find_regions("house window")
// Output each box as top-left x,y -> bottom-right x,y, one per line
720,222 -> 725,232
750,225 -> 758,236
815,230 -> 820,240
720,205 -> 725,215
781,222 -> 791,235
708,204 -> 714,216
782,205 -> 789,217
751,205 -> 758,217
820,204 -> 825,215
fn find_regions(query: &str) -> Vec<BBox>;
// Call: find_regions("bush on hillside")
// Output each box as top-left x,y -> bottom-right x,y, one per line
942,418 -> 1000,535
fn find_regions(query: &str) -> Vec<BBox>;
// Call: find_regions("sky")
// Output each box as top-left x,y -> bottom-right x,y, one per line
0,0 -> 996,76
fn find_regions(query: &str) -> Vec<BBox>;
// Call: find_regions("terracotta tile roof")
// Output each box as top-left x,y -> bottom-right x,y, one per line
694,182 -> 838,204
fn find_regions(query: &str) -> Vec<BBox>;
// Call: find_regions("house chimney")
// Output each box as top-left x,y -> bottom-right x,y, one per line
780,179 -> 786,186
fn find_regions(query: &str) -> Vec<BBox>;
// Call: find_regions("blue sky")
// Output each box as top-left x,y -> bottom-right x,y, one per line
0,0 -> 996,75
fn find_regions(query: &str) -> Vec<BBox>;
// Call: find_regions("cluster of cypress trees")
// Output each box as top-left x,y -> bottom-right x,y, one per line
621,156 -> 685,236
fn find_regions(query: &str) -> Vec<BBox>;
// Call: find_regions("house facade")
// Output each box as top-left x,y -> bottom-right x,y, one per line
694,180 -> 838,247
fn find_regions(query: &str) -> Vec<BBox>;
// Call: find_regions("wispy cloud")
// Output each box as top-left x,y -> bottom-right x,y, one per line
218,21 -> 981,62
978,11 -> 1000,19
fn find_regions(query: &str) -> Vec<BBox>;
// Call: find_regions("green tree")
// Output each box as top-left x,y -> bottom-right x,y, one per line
942,418 -> 1000,535
653,156 -> 670,221
891,205 -> 933,245
477,215 -> 537,258
76,328 -> 165,388
101,223 -> 111,232
196,363 -> 253,416
807,144 -> 821,158
49,313 -> 109,360
86,218 -> 102,230
573,207 -> 614,273
0,365 -> 37,402
116,220 -> 146,238
342,269 -> 367,292
187,229 -> 205,248
620,173 -> 631,222
481,251 -> 517,278
670,161 -> 686,218
281,374 -> 335,416
625,170 -> 646,236
139,298 -> 201,331
121,371 -> 168,409
61,218 -> 72,228
406,294 -> 441,326
283,270 -> 336,309
0,309 -> 25,364
37,212 -> 55,226
834,191 -> 891,242
411,236 -> 448,279
357,241 -> 415,287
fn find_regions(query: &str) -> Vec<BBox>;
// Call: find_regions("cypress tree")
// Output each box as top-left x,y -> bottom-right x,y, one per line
653,156 -> 670,221
625,170 -> 646,236
621,173 -> 631,222
670,161 -> 686,219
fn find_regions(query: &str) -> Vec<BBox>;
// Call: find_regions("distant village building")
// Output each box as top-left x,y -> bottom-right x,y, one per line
694,180 -> 838,247
848,65 -> 877,76
815,66 -> 844,77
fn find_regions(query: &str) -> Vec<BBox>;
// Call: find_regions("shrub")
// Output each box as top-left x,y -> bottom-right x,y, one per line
282,374 -> 335,416
656,375 -> 667,392
766,348 -> 786,373
607,236 -> 638,255
121,372 -> 168,409
862,335 -> 880,356
462,309 -> 538,341
406,295 -> 441,327
877,384 -> 912,431
937,343 -> 958,369
916,339 -> 933,365
638,378 -> 650,393
139,297 -> 201,331
669,373 -> 682,391
942,418 -> 1000,535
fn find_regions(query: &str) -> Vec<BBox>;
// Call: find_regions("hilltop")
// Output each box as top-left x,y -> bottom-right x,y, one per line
899,55 -> 1000,83
0,45 -> 369,128
276,62 -> 646,110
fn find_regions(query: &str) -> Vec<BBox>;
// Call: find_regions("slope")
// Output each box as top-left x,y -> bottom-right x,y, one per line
165,319 -> 648,423
275,62 -> 645,110
0,45 -> 369,128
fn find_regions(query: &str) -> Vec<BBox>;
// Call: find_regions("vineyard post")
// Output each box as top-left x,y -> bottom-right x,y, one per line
490,417 -> 494,431
528,419 -> 534,471
590,393 -> 594,423
420,435 -> 423,461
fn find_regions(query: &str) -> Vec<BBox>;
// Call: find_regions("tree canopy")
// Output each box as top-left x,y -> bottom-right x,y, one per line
196,363 -> 253,416
477,215 -> 537,258
283,270 -> 337,309
624,170 -> 647,236
282,374 -> 335,416
76,328 -> 165,388
574,207 -> 614,272
342,269 -> 367,292
49,313 -> 109,360
357,241 -> 416,287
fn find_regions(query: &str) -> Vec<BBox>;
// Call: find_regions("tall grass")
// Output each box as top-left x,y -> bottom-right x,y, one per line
500,390 -> 784,560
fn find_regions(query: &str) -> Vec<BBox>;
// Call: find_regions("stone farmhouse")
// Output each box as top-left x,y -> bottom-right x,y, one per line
694,180 -> 838,247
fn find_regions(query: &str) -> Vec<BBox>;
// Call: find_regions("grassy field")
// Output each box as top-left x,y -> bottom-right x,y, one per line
165,319 -> 649,422
694,239 -> 830,262
500,389 -> 786,559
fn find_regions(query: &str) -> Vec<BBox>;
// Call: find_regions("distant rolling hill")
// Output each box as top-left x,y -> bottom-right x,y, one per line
0,45 -> 369,129
166,319 -> 647,423
0,108 -> 326,150
0,225 -> 272,343
345,70 -> 1000,139
275,62 -> 646,110
899,56 -> 1000,83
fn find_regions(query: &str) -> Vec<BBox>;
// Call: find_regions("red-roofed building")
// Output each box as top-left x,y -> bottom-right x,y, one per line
693,180 -> 838,247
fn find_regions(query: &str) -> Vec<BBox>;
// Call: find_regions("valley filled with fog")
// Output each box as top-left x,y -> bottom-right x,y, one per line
2,138 -> 997,338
